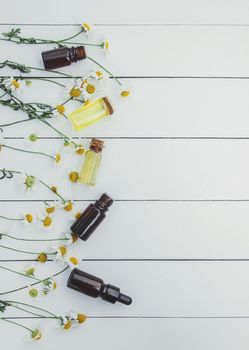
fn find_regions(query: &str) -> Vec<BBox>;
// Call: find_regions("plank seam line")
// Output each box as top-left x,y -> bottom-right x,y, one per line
1,199 -> 249,202
2,259 -> 249,262
4,137 -> 249,140
4,316 -> 249,319
2,23 -> 249,27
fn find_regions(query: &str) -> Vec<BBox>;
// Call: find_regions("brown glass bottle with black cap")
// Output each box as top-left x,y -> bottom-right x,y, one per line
67,268 -> 132,305
71,193 -> 113,241
42,46 -> 86,70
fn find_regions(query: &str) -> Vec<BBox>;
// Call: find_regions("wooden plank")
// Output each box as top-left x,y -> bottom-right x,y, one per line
0,25 -> 249,76
1,0 -> 249,25
2,317 -> 249,350
1,261 -> 249,317
2,78 -> 249,138
1,201 -> 249,260
0,139 -> 248,200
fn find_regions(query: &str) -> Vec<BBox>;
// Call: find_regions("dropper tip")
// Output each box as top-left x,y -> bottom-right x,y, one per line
118,293 -> 132,305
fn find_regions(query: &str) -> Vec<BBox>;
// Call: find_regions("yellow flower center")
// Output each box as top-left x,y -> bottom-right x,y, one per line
32,329 -> 42,340
38,253 -> 48,263
121,90 -> 130,97
69,171 -> 78,183
43,216 -> 52,227
56,104 -> 65,114
96,71 -> 103,79
82,23 -> 91,31
29,288 -> 38,298
64,201 -> 73,212
53,281 -> 57,290
59,246 -> 67,256
25,214 -> 33,223
26,267 -> 35,276
86,83 -> 96,94
77,313 -> 87,323
51,186 -> 57,193
46,206 -> 55,214
75,146 -> 85,155
12,79 -> 20,89
71,233 -> 79,243
104,40 -> 109,50
70,87 -> 81,98
63,320 -> 72,330
55,153 -> 61,163
75,212 -> 82,220
69,257 -> 78,265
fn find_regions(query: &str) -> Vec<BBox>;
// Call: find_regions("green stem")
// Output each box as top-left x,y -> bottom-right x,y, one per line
1,318 -> 33,333
0,266 -> 69,296
0,265 -> 41,282
0,233 -> 69,242
9,304 -> 47,318
2,144 -> 55,160
6,301 -> 58,318
27,77 -> 66,88
87,55 -> 122,86
0,118 -> 31,128
0,243 -> 55,256
39,179 -> 66,203
0,215 -> 23,221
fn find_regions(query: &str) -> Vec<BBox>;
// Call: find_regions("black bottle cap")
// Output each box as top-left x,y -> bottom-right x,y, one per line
67,268 -> 132,305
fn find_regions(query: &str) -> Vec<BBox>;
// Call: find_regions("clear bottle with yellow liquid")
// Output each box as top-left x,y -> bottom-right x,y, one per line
78,138 -> 105,186
68,97 -> 114,131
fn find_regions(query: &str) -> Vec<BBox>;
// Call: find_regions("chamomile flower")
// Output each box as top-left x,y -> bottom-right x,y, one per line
74,144 -> 85,155
41,277 -> 57,295
81,22 -> 94,37
119,85 -> 130,98
82,76 -> 101,100
37,252 -> 48,263
65,256 -> 80,269
19,173 -> 37,192
22,213 -> 35,226
68,311 -> 87,325
100,39 -> 109,51
90,70 -> 104,81
25,132 -> 39,146
67,79 -> 83,99
4,77 -> 24,93
25,263 -> 36,277
38,213 -> 53,229
65,232 -> 78,246
68,171 -> 79,183
30,328 -> 42,341
60,317 -> 72,330
63,200 -> 74,212
53,245 -> 68,261
53,104 -> 66,118
28,286 -> 39,298
44,201 -> 58,215
53,152 -> 62,166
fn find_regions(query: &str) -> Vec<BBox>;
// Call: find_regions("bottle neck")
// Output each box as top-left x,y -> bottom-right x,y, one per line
69,46 -> 86,62
95,193 -> 113,212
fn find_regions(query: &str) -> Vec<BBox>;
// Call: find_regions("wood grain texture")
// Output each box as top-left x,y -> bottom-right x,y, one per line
1,1 -> 249,349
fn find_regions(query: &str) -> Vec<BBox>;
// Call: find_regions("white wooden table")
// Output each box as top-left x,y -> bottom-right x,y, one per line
1,0 -> 249,349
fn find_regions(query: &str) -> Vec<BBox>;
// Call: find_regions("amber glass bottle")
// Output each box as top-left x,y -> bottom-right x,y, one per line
67,268 -> 132,305
78,138 -> 104,186
71,193 -> 113,241
42,46 -> 86,70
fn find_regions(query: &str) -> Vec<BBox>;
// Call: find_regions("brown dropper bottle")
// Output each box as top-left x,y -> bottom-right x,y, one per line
67,268 -> 132,305
42,46 -> 86,70
71,193 -> 113,241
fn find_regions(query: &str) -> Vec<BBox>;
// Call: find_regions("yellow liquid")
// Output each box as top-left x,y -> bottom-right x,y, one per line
78,150 -> 102,186
68,98 -> 110,131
